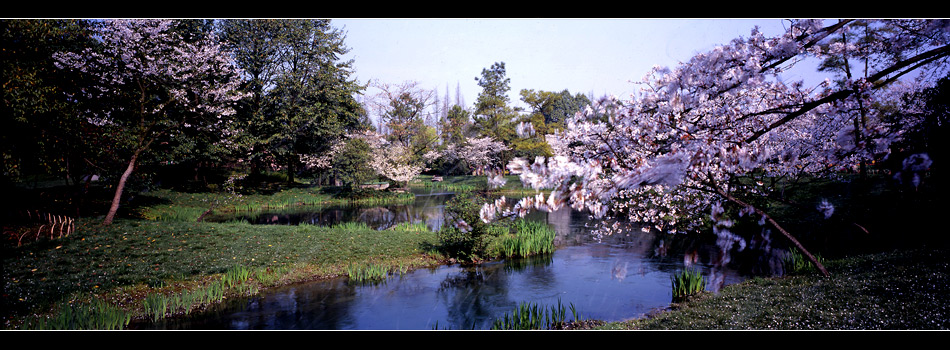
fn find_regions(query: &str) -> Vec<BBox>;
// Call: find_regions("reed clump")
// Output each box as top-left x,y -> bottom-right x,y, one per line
345,263 -> 391,284
140,264 -> 269,322
783,248 -> 826,275
671,268 -> 706,302
21,299 -> 133,330
490,219 -> 556,259
490,298 -> 580,330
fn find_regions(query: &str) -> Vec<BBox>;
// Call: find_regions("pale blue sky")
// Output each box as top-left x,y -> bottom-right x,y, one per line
332,18 -> 821,116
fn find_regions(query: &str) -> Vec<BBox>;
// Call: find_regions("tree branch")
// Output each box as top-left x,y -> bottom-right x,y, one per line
713,186 -> 830,277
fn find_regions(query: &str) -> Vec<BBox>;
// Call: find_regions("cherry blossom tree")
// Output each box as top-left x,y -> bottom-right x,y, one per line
481,19 -> 950,276
53,19 -> 246,225
441,136 -> 509,175
344,130 -> 424,188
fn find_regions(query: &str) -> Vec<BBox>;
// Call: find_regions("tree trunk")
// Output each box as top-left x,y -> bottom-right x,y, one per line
286,156 -> 295,184
716,188 -> 830,277
102,152 -> 138,225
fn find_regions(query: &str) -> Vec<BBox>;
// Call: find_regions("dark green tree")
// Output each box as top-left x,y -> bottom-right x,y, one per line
548,90 -> 591,129
473,62 -> 516,143
1,19 -> 99,189
519,88 -> 590,132
256,19 -> 367,183
329,138 -> 376,188
216,19 -> 289,177
440,104 -> 472,146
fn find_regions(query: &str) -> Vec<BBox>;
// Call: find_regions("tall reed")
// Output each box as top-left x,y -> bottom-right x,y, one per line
345,263 -> 391,284
333,221 -> 372,231
419,180 -> 479,192
490,299 -> 576,330
783,248 -> 826,275
22,299 -> 132,330
254,265 -> 291,286
222,264 -> 252,288
492,219 -> 556,258
671,268 -> 706,302
389,221 -> 430,232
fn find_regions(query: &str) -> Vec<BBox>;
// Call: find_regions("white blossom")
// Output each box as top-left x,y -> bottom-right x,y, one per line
479,19 -> 950,238
817,199 -> 835,219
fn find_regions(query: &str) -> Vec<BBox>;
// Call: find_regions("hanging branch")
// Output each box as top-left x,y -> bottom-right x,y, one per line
714,187 -> 830,277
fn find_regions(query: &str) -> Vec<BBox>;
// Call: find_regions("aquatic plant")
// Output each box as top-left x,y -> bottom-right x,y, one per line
422,181 -> 480,192
501,219 -> 556,258
389,221 -> 430,232
141,271 -> 262,322
334,187 -> 416,205
222,264 -> 251,288
21,299 -> 132,330
414,174 -> 483,192
143,293 -> 171,321
333,221 -> 372,231
147,206 -> 208,222
345,263 -> 391,284
254,265 -> 291,286
490,299 -> 577,330
671,268 -> 706,302
784,248 -> 826,275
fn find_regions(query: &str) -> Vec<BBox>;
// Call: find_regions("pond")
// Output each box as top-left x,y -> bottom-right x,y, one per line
138,187 -> 786,330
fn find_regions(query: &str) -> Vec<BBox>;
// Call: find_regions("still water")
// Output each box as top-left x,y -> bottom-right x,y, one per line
142,188 -> 778,330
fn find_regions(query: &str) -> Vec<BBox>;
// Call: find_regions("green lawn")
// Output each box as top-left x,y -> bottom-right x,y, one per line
2,183 -> 440,330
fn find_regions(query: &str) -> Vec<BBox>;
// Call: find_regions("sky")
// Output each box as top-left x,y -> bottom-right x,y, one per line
331,18 -> 823,120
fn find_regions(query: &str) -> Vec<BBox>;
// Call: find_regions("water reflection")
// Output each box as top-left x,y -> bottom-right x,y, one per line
143,240 -> 709,330
145,188 -> 789,330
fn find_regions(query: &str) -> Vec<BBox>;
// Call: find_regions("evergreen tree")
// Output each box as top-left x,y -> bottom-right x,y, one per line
473,62 -> 516,165
221,19 -> 366,183
1,19 -> 98,188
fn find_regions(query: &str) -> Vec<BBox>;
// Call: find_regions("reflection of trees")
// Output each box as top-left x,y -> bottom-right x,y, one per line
147,278 -> 359,330
435,265 -> 512,330
234,278 -> 358,329
357,207 -> 394,228
505,254 -> 558,296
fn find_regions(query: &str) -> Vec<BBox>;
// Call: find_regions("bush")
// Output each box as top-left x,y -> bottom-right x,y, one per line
330,138 -> 377,188
436,192 -> 494,262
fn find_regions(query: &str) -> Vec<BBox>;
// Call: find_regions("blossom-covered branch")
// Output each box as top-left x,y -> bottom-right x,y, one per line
480,19 -> 950,276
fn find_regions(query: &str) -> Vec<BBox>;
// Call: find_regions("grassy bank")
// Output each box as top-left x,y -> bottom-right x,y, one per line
136,186 -> 415,222
2,211 -> 440,329
597,247 -> 950,330
414,174 -> 550,196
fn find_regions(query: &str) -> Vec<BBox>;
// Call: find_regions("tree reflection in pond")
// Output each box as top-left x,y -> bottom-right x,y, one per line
158,189 -> 789,330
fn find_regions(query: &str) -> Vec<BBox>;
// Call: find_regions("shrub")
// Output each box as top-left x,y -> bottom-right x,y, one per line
436,192 -> 494,262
